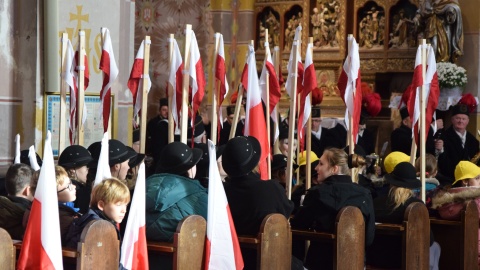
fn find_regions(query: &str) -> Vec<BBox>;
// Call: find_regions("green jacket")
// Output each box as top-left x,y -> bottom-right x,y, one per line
145,173 -> 208,242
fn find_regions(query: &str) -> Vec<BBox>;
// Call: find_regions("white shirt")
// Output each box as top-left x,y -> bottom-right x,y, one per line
455,130 -> 467,147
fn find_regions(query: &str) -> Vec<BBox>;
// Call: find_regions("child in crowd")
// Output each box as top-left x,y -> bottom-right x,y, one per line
55,166 -> 81,244
431,161 -> 480,267
64,178 -> 130,248
414,154 -> 440,205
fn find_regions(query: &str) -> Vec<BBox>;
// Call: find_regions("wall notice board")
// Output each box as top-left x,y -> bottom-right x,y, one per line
45,93 -> 113,156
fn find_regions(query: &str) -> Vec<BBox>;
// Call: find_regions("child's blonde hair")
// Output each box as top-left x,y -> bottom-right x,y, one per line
90,178 -> 130,207
389,186 -> 415,210
55,166 -> 69,187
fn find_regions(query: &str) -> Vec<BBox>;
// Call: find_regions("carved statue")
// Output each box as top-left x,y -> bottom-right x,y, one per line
413,0 -> 463,63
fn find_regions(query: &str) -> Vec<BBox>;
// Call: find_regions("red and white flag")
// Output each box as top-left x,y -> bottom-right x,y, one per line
407,45 -> 423,140
18,131 -> 63,270
337,36 -> 362,144
205,140 -> 243,270
285,26 -> 304,98
298,42 -> 317,151
128,40 -> 152,121
94,132 -> 112,187
168,38 -> 183,134
244,44 -> 269,180
215,33 -> 228,130
188,29 -> 206,127
259,40 -> 281,143
99,28 -> 119,133
120,162 -> 149,270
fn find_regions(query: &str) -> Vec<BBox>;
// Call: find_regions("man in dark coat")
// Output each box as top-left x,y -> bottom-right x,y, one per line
218,105 -> 244,145
390,107 -> 436,155
309,106 -> 343,157
437,103 -> 480,184
146,98 -> 169,164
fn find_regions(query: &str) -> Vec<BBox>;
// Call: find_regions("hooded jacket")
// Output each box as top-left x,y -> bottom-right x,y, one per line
145,173 -> 208,242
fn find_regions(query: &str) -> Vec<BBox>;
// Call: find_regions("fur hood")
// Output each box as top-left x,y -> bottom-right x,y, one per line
431,187 -> 480,209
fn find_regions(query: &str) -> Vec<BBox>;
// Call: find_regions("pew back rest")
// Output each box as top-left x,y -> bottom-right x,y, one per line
257,213 -> 291,270
403,202 -> 429,270
335,206 -> 365,269
0,228 -> 14,270
77,220 -> 119,270
430,200 -> 478,270
174,215 -> 206,270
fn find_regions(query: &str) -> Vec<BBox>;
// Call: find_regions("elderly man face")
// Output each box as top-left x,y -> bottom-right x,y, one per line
451,114 -> 469,133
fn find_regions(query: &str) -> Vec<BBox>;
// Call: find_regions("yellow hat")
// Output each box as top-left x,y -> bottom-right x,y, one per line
296,151 -> 319,172
453,161 -> 480,186
384,151 -> 410,174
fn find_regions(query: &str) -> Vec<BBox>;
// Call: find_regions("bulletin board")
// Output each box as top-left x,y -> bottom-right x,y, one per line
45,93 -> 114,156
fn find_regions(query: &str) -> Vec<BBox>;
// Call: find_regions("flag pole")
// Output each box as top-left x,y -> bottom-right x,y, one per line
77,30 -> 86,145
305,37 -> 314,190
346,34 -> 354,156
229,86 -> 244,140
168,34 -> 175,143
420,39 -> 427,203
265,29 -> 272,179
181,25 -> 193,144
273,46 -> 281,155
286,33 -> 301,200
59,33 -> 68,154
211,33 -> 221,145
139,36 -> 151,154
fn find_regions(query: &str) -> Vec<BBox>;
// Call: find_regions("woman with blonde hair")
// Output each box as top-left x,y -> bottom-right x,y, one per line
291,147 -> 375,269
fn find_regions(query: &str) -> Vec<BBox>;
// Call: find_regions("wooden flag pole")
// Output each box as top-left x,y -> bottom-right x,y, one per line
211,33 -> 221,145
305,37 -> 314,190
273,46 -> 281,155
296,94 -> 301,183
286,33 -> 301,200
229,85 -> 244,140
265,29 -> 272,179
181,25 -> 193,144
167,34 -> 175,143
347,34 -> 354,156
419,40 -> 427,203
139,36 -> 151,154
77,30 -> 86,146
59,33 -> 68,154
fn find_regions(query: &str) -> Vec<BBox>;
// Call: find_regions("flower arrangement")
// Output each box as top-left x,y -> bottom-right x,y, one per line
436,62 -> 467,88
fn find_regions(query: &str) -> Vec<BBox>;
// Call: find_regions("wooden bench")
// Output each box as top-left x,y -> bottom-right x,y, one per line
13,219 -> 119,270
237,213 -> 292,270
291,206 -> 365,269
368,202 -> 429,270
147,215 -> 207,270
0,228 -> 15,270
430,200 -> 478,270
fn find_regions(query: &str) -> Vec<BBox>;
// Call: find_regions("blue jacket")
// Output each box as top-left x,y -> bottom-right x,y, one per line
145,173 -> 208,242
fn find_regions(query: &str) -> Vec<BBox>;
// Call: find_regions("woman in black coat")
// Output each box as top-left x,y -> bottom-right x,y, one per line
290,147 -> 375,270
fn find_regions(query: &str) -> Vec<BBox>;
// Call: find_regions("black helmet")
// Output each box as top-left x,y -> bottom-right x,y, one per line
58,145 -> 94,169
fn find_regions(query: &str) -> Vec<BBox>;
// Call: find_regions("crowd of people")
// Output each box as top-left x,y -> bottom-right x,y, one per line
0,94 -> 479,269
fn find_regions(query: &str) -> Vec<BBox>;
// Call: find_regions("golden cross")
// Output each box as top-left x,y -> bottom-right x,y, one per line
69,5 -> 89,31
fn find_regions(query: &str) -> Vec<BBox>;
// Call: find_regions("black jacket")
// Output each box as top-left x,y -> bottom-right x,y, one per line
71,179 -> 91,214
390,124 -> 436,156
291,175 -> 375,269
438,126 -> 480,183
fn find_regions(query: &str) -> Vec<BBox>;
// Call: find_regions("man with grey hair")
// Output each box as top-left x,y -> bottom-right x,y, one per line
0,163 -> 35,239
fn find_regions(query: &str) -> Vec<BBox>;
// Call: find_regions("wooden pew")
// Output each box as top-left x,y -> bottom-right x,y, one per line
368,202 -> 429,270
0,228 -> 15,270
147,215 -> 206,270
237,213 -> 292,270
430,200 -> 478,270
13,219 -> 119,270
291,206 -> 365,269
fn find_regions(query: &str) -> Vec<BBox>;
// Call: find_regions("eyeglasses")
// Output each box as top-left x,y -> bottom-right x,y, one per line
57,182 -> 73,193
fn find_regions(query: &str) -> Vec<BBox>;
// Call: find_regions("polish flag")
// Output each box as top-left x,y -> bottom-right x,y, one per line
99,28 -> 119,133
17,131 -> 63,270
120,162 -> 149,270
215,33 -> 228,130
298,42 -> 317,151
408,45 -> 439,144
128,40 -> 152,120
337,36 -> 362,144
285,26 -> 304,98
259,41 -> 281,143
14,134 -> 20,164
168,38 -> 183,134
94,132 -> 112,187
188,30 -> 206,127
244,44 -> 269,180
205,140 -> 243,270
